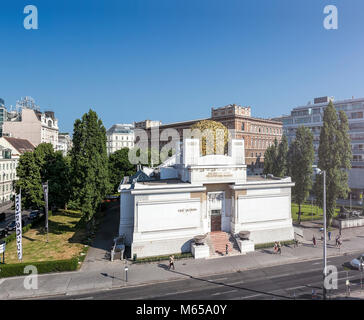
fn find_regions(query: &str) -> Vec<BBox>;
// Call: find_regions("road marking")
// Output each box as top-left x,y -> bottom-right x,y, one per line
239,293 -> 264,299
211,290 -> 237,296
209,277 -> 228,282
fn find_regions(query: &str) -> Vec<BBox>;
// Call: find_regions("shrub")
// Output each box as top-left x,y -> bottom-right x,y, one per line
0,258 -> 78,278
133,252 -> 192,264
254,240 -> 295,250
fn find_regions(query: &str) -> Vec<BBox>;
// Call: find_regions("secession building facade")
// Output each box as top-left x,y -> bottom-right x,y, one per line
118,138 -> 294,258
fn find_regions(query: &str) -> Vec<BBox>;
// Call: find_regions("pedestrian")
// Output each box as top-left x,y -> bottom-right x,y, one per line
312,289 -> 316,299
225,243 -> 229,256
277,242 -> 282,255
328,231 -> 331,241
346,279 -> 351,297
168,255 -> 175,270
312,235 -> 316,247
273,242 -> 278,254
294,238 -> 299,248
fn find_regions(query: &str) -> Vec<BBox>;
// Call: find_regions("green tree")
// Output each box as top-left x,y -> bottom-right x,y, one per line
288,126 -> 315,224
34,143 -> 55,181
316,102 -> 352,226
337,110 -> 352,199
108,148 -> 136,193
263,138 -> 283,176
47,153 -> 72,209
276,134 -> 289,177
15,152 -> 44,209
70,109 -> 110,221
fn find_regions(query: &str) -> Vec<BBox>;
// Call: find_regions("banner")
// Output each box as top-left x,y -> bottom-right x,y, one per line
42,182 -> 48,232
15,192 -> 22,261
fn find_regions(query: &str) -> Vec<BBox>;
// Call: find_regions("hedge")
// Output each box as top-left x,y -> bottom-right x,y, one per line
0,258 -> 78,278
254,240 -> 296,250
133,252 -> 193,264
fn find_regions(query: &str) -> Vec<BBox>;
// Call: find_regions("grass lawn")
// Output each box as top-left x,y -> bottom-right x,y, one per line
4,210 -> 87,264
291,203 -> 340,222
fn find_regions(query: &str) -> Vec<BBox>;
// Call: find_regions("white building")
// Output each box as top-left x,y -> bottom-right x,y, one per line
0,137 -> 35,203
106,124 -> 134,155
57,133 -> 72,156
3,97 -> 59,149
276,96 -> 364,201
118,138 -> 295,259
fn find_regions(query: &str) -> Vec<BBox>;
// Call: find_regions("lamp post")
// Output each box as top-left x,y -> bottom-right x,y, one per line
316,167 -> 327,300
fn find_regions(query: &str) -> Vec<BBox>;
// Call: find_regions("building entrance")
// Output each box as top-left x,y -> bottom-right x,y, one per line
208,192 -> 225,232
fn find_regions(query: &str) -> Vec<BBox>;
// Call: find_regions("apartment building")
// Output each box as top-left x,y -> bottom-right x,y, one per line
2,97 -> 59,149
57,133 -> 72,156
276,96 -> 364,200
0,137 -> 35,203
136,104 -> 283,169
106,124 -> 134,155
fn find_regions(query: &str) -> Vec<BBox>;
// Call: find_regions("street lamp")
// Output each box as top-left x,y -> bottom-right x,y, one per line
316,168 -> 327,300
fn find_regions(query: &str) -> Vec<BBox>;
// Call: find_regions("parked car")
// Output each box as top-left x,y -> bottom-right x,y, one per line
6,219 -> 26,232
29,210 -> 40,220
0,228 -> 7,239
350,253 -> 364,270
0,212 -> 5,221
6,221 -> 16,232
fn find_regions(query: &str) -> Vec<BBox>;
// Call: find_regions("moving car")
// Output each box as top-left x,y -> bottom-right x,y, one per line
350,253 -> 364,270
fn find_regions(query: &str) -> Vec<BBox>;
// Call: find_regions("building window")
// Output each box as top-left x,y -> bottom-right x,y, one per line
241,123 -> 245,131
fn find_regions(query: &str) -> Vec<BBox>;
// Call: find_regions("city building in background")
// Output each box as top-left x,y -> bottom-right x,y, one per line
106,124 -> 134,155
2,97 -> 59,149
0,99 -> 7,138
134,120 -> 162,129
57,133 -> 72,156
0,137 -> 35,203
275,96 -> 364,201
137,104 -> 283,172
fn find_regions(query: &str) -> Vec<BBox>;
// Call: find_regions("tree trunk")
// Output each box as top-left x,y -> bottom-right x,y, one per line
298,203 -> 301,225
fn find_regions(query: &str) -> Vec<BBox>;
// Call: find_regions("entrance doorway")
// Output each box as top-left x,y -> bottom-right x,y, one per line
211,210 -> 222,232
208,192 -> 225,232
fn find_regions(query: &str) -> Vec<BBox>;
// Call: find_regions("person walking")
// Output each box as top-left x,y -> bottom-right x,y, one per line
273,242 -> 278,254
168,255 -> 175,270
312,235 -> 316,247
225,243 -> 229,256
328,231 -> 332,241
277,242 -> 282,255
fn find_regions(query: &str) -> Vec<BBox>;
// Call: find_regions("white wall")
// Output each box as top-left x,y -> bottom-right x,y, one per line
137,199 -> 201,232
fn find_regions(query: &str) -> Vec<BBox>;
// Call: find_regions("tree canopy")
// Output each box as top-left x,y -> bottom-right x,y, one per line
287,126 -> 315,224
316,102 -> 352,225
70,109 -> 110,221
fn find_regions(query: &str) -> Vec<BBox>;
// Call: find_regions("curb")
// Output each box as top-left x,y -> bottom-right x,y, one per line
13,248 -> 363,300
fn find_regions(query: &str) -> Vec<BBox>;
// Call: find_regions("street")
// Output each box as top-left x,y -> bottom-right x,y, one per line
0,207 -> 33,239
42,253 -> 364,300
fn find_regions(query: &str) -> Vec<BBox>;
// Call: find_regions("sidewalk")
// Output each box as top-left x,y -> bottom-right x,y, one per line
1,225 -> 364,299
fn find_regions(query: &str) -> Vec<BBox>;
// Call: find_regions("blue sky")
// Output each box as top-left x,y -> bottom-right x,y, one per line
1,0 -> 364,134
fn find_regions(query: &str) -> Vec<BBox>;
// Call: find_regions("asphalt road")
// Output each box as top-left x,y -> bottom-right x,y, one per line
43,252 -> 364,300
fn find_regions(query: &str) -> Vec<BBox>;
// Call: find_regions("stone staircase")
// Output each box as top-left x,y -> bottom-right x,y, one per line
206,231 -> 241,258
